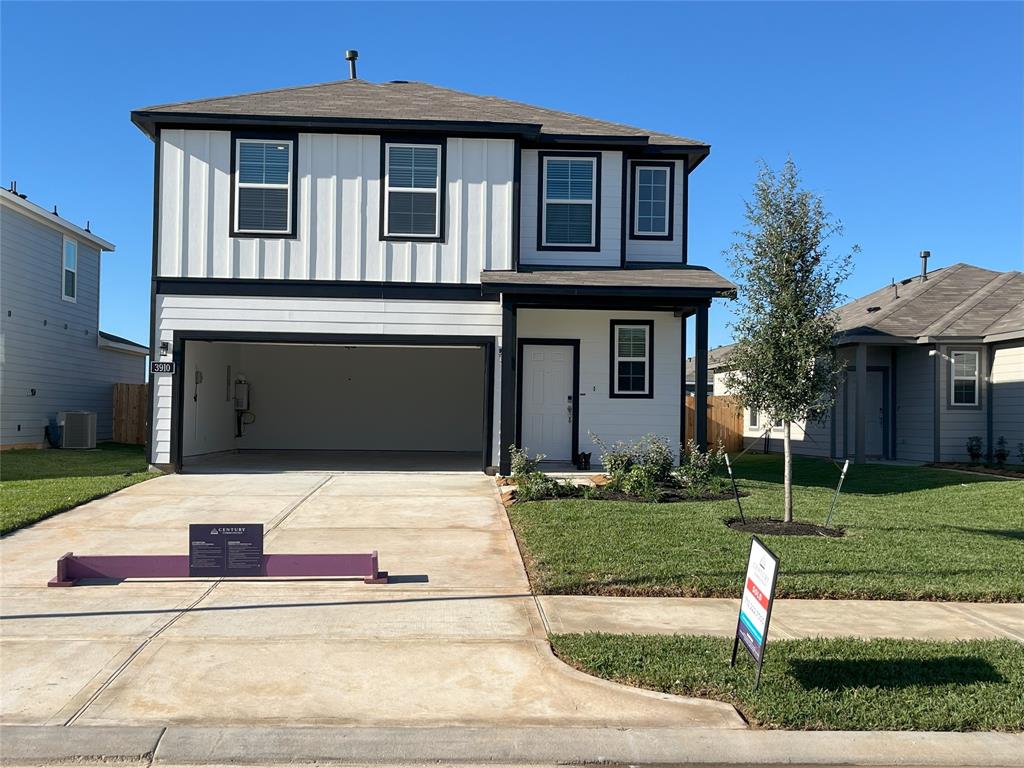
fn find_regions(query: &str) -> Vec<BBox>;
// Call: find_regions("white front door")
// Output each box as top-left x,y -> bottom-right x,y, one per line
521,344 -> 573,461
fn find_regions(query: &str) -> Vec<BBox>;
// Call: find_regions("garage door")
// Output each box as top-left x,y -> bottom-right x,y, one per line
179,340 -> 490,466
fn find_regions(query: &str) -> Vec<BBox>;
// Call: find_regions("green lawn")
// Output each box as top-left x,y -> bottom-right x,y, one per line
0,443 -> 159,535
507,454 -> 1024,600
550,633 -> 1024,731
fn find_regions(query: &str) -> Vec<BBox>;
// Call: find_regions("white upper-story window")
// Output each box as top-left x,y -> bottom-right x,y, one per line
611,321 -> 653,397
950,350 -> 980,406
748,409 -> 760,429
632,163 -> 671,237
541,155 -> 598,248
234,138 -> 294,236
61,236 -> 77,302
384,143 -> 443,239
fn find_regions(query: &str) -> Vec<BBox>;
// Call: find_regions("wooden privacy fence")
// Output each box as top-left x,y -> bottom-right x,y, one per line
113,383 -> 148,445
685,395 -> 744,453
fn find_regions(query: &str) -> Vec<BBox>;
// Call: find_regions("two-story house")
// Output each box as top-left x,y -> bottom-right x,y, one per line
131,74 -> 734,474
1,185 -> 148,448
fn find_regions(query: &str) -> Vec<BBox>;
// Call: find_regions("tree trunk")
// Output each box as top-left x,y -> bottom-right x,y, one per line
783,420 -> 793,523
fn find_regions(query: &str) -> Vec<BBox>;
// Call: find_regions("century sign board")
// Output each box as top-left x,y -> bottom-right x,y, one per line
731,536 -> 780,689
189,524 -> 264,577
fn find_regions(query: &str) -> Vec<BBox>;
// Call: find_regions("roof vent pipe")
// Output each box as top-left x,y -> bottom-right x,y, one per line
345,50 -> 358,80
920,250 -> 930,281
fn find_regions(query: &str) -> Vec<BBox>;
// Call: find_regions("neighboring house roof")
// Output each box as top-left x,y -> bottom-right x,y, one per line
98,331 -> 149,356
0,187 -> 115,252
481,266 -> 735,298
835,263 -> 1024,344
685,343 -> 737,381
131,79 -> 708,153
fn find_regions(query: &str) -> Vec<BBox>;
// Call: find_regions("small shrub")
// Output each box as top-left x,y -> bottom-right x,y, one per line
590,433 -> 633,480
507,444 -> 581,501
966,436 -> 983,464
994,436 -> 1009,468
674,440 -> 727,494
619,463 -> 662,501
632,434 -> 675,483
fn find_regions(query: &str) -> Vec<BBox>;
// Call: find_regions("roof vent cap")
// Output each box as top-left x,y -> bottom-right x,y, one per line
389,80 -> 409,84
344,49 -> 359,80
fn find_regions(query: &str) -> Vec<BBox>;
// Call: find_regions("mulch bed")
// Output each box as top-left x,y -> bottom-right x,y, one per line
595,487 -> 747,503
927,463 -> 1024,479
725,516 -> 845,537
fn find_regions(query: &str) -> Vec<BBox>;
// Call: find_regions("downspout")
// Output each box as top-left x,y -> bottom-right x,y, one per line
932,344 -> 941,463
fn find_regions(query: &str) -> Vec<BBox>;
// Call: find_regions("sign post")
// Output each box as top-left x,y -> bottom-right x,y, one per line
723,454 -> 745,523
731,536 -> 780,690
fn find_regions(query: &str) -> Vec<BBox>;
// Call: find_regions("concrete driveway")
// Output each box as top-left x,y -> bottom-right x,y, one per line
0,469 -> 742,729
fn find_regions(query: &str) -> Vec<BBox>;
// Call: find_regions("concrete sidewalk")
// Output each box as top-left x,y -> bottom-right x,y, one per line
538,595 -> 1024,641
2,725 -> 1022,766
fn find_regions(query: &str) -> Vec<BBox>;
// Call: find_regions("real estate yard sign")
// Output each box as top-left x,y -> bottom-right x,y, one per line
731,536 -> 780,689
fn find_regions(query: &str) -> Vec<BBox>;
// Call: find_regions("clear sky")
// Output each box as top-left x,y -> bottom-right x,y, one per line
2,1 -> 1021,349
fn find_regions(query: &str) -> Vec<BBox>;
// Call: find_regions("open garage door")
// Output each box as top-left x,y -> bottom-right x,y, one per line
177,338 -> 493,472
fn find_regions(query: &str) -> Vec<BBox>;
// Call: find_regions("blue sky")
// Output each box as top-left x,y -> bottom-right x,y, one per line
2,1 -> 1021,349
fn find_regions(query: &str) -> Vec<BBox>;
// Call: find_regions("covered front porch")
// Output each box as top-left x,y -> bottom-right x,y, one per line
483,267 -> 735,474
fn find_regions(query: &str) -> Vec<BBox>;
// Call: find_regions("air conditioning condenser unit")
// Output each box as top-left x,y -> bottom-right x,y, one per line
59,411 -> 97,449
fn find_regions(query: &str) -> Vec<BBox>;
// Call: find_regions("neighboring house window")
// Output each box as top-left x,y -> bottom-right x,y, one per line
61,237 -> 77,302
383,142 -> 443,239
630,162 -> 673,239
540,153 -> 599,249
610,320 -> 654,397
950,350 -> 980,406
748,409 -> 760,429
233,138 -> 294,236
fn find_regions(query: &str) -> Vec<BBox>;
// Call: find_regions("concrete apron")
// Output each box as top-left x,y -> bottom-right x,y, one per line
0,471 -> 741,730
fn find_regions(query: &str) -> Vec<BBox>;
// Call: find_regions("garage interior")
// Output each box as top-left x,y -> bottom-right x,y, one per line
179,341 -> 489,472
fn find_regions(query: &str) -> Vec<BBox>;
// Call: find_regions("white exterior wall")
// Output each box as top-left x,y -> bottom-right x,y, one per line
989,341 -> 1024,456
623,158 -> 686,263
517,308 -> 681,458
151,293 -> 503,465
158,130 -> 514,283
519,150 -> 622,267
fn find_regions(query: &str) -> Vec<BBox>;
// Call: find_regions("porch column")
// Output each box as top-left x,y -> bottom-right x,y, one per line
498,297 -> 517,475
695,303 -> 709,452
680,312 -> 687,455
854,342 -> 867,464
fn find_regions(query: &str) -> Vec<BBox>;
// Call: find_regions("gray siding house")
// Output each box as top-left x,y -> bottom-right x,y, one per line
1,185 -> 148,448
721,258 -> 1024,463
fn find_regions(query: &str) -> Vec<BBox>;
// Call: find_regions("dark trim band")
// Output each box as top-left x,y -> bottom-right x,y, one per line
155,278 -> 496,302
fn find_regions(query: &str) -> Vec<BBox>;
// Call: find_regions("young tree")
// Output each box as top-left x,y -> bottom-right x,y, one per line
724,159 -> 856,523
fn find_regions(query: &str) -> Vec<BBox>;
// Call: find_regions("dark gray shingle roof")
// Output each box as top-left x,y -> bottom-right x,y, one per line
835,263 -> 1024,341
134,79 -> 706,147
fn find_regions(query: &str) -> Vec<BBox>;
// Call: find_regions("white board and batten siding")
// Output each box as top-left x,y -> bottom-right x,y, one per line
158,130 -> 514,282
519,150 -> 685,267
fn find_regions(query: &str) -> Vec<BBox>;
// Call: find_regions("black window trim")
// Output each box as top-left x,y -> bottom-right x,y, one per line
609,319 -> 654,399
536,150 -> 602,253
229,130 -> 300,240
628,159 -> 675,241
379,135 -> 447,243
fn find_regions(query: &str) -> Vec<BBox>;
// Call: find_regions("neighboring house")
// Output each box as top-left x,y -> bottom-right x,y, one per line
1,185 -> 148,449
130,72 -> 735,473
685,343 -> 734,395
718,257 -> 1024,463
